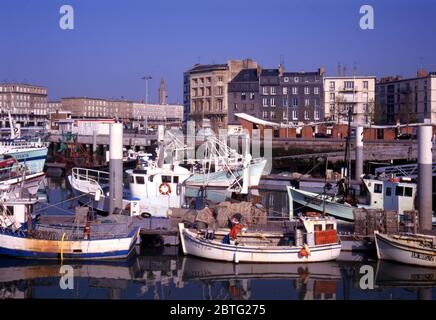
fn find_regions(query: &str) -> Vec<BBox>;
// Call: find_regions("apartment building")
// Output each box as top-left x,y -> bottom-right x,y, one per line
376,70 -> 436,124
132,103 -> 183,128
228,66 -> 325,129
324,76 -> 376,124
0,83 -> 48,115
61,97 -> 133,120
183,59 -> 258,131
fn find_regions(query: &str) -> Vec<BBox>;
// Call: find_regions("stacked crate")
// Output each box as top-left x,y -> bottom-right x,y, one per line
352,208 -> 399,235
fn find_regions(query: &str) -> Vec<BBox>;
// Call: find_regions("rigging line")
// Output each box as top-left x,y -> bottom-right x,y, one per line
33,192 -> 91,213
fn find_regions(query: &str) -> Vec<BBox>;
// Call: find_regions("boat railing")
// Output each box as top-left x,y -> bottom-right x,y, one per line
71,167 -> 110,195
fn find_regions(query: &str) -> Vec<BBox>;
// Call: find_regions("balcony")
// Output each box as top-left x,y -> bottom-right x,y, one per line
338,86 -> 359,92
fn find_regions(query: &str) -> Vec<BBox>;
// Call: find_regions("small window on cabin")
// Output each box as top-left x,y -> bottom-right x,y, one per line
326,224 -> 334,230
374,183 -> 383,194
404,187 -> 413,197
396,186 -> 404,196
6,206 -> 14,216
136,176 -> 145,184
386,187 -> 392,197
162,175 -> 171,183
129,176 -> 134,184
173,176 -> 179,184
314,224 -> 322,231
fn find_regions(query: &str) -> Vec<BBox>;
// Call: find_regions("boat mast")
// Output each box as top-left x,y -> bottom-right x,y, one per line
343,106 -> 353,197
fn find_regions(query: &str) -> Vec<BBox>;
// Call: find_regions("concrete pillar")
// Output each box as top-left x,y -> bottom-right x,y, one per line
355,126 -> 364,180
418,125 -> 433,233
109,123 -> 123,214
92,129 -> 97,152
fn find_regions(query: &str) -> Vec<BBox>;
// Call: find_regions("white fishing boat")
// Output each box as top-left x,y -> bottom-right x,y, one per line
163,130 -> 267,192
69,164 -> 192,217
374,231 -> 436,268
179,215 -> 341,263
0,197 -> 139,260
287,177 -> 436,223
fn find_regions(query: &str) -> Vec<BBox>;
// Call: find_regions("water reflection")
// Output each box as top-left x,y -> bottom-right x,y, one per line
0,250 -> 435,300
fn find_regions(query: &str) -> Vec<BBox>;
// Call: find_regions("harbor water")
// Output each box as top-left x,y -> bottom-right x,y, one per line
1,177 -> 435,300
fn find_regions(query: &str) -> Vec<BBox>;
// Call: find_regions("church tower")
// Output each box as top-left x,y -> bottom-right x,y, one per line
158,78 -> 167,105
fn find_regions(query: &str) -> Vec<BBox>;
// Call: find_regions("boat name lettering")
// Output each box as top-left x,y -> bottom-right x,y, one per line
411,252 -> 434,262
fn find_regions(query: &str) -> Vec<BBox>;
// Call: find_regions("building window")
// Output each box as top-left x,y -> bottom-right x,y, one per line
262,87 -> 268,95
344,81 -> 354,89
304,87 -> 310,95
330,93 -> 335,101
292,110 -> 298,120
282,98 -> 288,107
305,99 -> 310,107
315,98 -> 320,107
283,87 -> 288,95
263,111 -> 268,119
234,103 -> 238,110
217,99 -> 223,111
292,87 -> 298,95
314,110 -> 320,120
294,77 -> 299,83
271,110 -> 276,119
304,110 -> 310,120
217,76 -> 223,82
292,98 -> 298,107
250,93 -> 255,100
270,87 -> 276,95
241,92 -> 246,100
217,86 -> 223,95
283,110 -> 288,120
270,97 -> 276,107
314,87 -> 319,95
263,98 -> 268,107
251,103 -> 255,110
284,77 -> 289,83
363,81 -> 368,89
329,81 -> 335,90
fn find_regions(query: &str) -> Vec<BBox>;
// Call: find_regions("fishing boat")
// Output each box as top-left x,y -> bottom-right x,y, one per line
287,177 -> 436,224
374,231 -> 436,268
69,163 -> 192,217
0,196 -> 139,260
162,130 -> 267,192
0,144 -> 48,175
178,215 -> 341,263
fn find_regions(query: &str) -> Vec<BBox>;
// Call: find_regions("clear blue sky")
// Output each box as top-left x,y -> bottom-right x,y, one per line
1,0 -> 435,103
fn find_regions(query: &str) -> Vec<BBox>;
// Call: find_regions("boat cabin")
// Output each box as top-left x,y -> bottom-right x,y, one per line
363,178 -> 416,214
0,198 -> 37,230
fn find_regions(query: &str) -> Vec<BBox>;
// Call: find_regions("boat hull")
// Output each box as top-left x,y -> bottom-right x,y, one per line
1,172 -> 46,197
287,186 -> 355,221
186,159 -> 267,188
0,228 -> 138,260
374,231 -> 436,268
179,224 -> 341,263
6,147 -> 48,174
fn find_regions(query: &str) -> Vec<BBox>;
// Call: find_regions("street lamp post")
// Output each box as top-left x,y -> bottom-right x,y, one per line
141,76 -> 152,105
